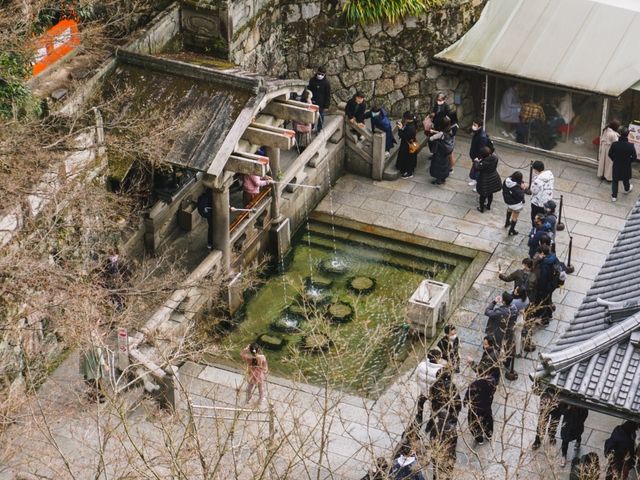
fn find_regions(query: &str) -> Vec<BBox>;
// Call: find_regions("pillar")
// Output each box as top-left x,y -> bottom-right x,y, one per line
265,146 -> 290,263
211,184 -> 230,272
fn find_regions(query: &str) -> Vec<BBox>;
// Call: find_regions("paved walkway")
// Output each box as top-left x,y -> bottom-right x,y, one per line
2,139 -> 639,479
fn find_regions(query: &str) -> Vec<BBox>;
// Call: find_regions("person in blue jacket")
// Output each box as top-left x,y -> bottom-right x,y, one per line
366,106 -> 396,155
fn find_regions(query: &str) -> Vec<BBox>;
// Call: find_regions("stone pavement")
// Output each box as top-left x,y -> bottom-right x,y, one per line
3,139 -> 639,479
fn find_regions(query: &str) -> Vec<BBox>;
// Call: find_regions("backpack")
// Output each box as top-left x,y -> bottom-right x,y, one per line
549,259 -> 567,290
197,190 -> 212,219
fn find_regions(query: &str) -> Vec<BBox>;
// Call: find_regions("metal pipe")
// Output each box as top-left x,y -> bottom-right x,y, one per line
271,181 -> 320,190
556,194 -> 565,231
229,207 -> 257,212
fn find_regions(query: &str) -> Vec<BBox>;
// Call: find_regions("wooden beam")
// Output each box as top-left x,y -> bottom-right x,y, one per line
226,154 -> 269,176
262,100 -> 319,124
241,125 -> 295,150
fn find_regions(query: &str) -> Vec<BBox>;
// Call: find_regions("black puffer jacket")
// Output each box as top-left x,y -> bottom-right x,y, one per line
476,154 -> 502,196
502,176 -> 525,206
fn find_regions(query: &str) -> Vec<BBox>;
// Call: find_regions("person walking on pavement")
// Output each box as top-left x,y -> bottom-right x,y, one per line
474,147 -> 502,213
240,343 -> 269,405
429,116 -> 454,185
468,119 -> 491,188
604,420 -> 639,480
502,170 -> 527,235
560,404 -> 589,467
533,389 -> 565,450
464,374 -> 497,445
397,111 -> 418,179
308,66 -> 331,132
468,336 -> 501,386
598,120 -> 620,181
530,160 -> 554,225
609,127 -> 637,202
484,291 -> 514,353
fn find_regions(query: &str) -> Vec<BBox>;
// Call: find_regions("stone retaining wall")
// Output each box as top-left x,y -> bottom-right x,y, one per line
228,0 -> 487,124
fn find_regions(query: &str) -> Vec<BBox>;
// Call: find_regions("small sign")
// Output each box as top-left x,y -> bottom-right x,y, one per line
32,19 -> 80,77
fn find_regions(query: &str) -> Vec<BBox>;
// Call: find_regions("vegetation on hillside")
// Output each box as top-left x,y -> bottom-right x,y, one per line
343,0 -> 445,24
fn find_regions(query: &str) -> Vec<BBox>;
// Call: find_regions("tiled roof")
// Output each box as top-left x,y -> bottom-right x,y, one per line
536,201 -> 640,416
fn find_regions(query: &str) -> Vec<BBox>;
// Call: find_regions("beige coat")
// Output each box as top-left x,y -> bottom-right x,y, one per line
598,127 -> 619,181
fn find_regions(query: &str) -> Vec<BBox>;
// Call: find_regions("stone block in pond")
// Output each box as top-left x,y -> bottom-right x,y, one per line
327,301 -> 354,324
270,312 -> 303,333
300,333 -> 331,353
257,333 -> 287,351
304,276 -> 333,289
407,280 -> 450,338
320,258 -> 348,275
348,276 -> 376,295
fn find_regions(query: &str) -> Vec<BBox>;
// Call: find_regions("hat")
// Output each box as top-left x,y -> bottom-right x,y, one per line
544,200 -> 557,211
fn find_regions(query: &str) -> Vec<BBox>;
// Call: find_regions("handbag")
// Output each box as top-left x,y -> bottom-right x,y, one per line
408,139 -> 420,154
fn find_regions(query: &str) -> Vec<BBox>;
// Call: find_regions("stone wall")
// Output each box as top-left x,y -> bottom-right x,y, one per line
228,0 -> 487,124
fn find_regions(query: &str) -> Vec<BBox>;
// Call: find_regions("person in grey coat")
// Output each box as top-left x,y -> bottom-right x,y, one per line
609,127 -> 638,202
484,291 -> 514,351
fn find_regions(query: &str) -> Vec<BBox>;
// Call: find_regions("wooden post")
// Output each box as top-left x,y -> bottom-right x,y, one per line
371,132 -> 386,181
212,185 -> 230,272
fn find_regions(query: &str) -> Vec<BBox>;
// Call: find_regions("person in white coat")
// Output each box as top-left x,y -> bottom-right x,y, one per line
415,348 -> 444,427
598,120 -> 620,182
529,160 -> 554,225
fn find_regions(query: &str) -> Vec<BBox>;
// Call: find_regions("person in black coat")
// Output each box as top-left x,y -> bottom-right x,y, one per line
429,116 -> 454,185
432,92 -> 451,131
437,325 -> 460,372
502,171 -> 527,235
533,389 -> 565,450
345,91 -> 367,130
468,120 -> 491,187
609,127 -> 637,202
464,374 -> 496,444
560,404 -> 589,466
308,66 -> 331,132
396,111 -> 418,179
366,106 -> 396,153
605,420 -> 639,480
571,452 -> 600,480
474,147 -> 502,212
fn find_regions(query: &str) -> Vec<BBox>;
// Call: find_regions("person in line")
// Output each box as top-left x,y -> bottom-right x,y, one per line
510,285 -> 529,360
307,66 -> 331,132
447,110 -> 460,174
426,370 -> 462,439
543,200 -> 558,247
604,420 -> 639,480
464,373 -> 496,445
240,343 -> 269,404
560,404 -> 589,467
345,91 -> 367,134
429,402 -> 459,479
467,336 -> 501,386
293,89 -> 314,152
432,92 -> 451,131
598,120 -> 620,181
532,389 -> 565,450
609,127 -> 637,203
366,105 -> 396,156
536,244 -> 561,326
484,291 -> 514,353
468,119 -> 491,188
530,160 -> 555,225
243,173 -> 273,207
429,116 -> 454,185
502,171 -> 527,235
437,325 -> 460,373
396,111 -> 418,179
415,348 -> 445,427
528,214 -> 551,259
570,452 -> 600,480
498,257 -> 533,292
474,146 -> 502,213
423,112 -> 436,158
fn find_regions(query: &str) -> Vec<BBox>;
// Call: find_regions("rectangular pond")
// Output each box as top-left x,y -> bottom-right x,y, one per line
212,215 -> 485,399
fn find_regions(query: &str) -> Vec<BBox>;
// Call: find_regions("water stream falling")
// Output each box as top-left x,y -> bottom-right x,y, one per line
322,156 -> 346,273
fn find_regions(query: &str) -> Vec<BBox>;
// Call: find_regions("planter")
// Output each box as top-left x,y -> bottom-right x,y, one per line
348,276 -> 376,295
256,333 -> 287,351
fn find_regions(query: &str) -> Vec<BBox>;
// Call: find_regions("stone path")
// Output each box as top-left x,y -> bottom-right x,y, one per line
3,138 -> 639,479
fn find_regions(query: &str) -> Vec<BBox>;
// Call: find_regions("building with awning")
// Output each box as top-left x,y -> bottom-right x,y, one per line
434,0 -> 640,164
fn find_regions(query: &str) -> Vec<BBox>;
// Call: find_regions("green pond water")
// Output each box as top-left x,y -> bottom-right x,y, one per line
216,221 -> 471,398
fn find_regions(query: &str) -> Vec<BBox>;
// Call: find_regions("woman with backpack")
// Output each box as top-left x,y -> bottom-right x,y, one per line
429,116 -> 454,185
396,111 -> 418,179
502,171 -> 527,235
474,146 -> 502,212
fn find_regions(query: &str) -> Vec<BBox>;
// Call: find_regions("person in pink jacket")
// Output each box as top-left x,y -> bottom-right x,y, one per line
243,174 -> 272,206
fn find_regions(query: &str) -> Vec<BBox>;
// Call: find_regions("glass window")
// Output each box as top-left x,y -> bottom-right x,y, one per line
607,89 -> 640,156
485,76 -> 603,160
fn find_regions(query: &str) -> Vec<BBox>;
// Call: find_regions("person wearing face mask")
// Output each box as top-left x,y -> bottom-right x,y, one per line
365,105 -> 396,155
432,92 -> 451,131
308,67 -> 331,132
468,119 -> 491,188
345,91 -> 367,132
396,111 -> 418,179
436,325 -> 460,373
